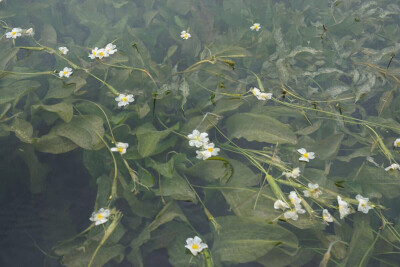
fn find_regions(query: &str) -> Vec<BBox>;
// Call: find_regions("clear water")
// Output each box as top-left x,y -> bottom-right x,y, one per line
1,0 -> 400,266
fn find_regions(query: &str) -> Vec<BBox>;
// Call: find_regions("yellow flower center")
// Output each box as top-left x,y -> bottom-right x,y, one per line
361,203 -> 365,207
122,97 -> 127,102
12,31 -> 16,35
303,153 -> 308,158
99,52 -> 104,56
254,25 -> 259,29
63,71 -> 68,75
397,141 -> 400,147
290,198 -> 294,204
118,147 -> 124,153
192,244 -> 199,250
184,34 -> 188,38
97,214 -> 103,219
208,147 -> 213,152
93,51 -> 97,55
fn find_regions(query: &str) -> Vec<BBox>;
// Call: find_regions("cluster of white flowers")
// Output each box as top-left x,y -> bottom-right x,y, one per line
89,43 -> 117,59
298,148 -> 315,162
282,167 -> 301,179
250,87 -> 272,101
115,94 -> 134,107
185,236 -> 208,256
59,46 -> 69,55
187,130 -> 220,160
89,208 -> 111,225
5,27 -> 34,39
274,191 -> 305,221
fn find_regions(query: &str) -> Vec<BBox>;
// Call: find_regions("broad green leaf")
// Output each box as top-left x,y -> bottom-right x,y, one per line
136,122 -> 178,157
0,80 -> 41,105
226,113 -> 297,144
148,201 -> 189,231
33,134 -> 78,154
11,117 -> 33,143
213,216 -> 298,264
153,174 -> 197,203
32,102 -> 74,122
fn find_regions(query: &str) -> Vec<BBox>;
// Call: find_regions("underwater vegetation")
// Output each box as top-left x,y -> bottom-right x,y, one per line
2,0 -> 400,266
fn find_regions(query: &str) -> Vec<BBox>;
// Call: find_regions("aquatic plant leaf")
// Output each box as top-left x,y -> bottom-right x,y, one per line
33,134 -> 78,154
148,201 -> 189,231
213,216 -> 298,264
351,165 -> 400,199
341,215 -> 374,267
256,248 -> 315,267
0,47 -> 19,70
0,80 -> 41,105
11,117 -> 33,143
153,174 -> 197,203
136,122 -> 179,157
52,115 -> 104,150
226,113 -> 297,144
32,102 -> 74,123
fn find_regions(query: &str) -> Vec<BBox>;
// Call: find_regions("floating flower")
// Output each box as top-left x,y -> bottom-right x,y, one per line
250,87 -> 261,96
303,183 -> 322,198
385,163 -> 400,171
256,92 -> 272,101
284,206 -> 305,221
298,148 -> 315,162
25,28 -> 34,36
185,236 -> 208,256
322,209 -> 333,223
250,23 -> 261,31
89,208 -> 111,225
196,142 -> 220,160
96,48 -> 108,59
180,31 -> 191,40
89,47 -> 100,59
105,43 -> 117,55
394,138 -> 400,148
274,199 -> 289,211
59,46 -> 69,55
187,130 -> 209,148
59,67 -> 72,78
283,167 -> 301,179
6,28 -> 22,39
289,191 -> 302,207
111,142 -> 129,155
355,194 -> 372,214
337,196 -> 351,219
115,94 -> 134,107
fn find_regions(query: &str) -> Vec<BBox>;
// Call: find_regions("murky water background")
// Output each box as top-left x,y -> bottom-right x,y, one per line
1,0 -> 400,266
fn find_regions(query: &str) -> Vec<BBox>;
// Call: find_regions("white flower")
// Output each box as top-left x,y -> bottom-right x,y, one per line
274,200 -> 289,210
25,28 -> 34,36
187,130 -> 209,148
394,138 -> 400,148
89,208 -> 111,225
303,183 -> 322,198
196,143 -> 220,160
89,47 -> 100,59
297,148 -> 315,162
284,207 -> 305,221
105,43 -> 117,55
115,94 -> 134,107
289,191 -> 302,207
337,196 -> 351,219
322,209 -> 333,223
59,67 -> 72,78
283,167 -> 301,179
96,48 -> 109,59
250,23 -> 261,31
6,28 -> 22,39
256,92 -> 272,101
356,194 -> 372,214
111,142 -> 129,155
250,87 -> 261,96
180,31 -> 191,39
59,46 -> 69,55
385,163 -> 400,171
185,236 -> 208,256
